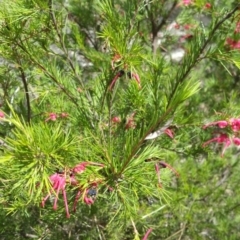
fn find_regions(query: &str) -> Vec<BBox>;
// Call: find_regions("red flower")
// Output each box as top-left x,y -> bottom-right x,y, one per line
0,111 -> 4,118
205,3 -> 211,9
203,120 -> 228,129
109,70 -> 125,90
45,112 -> 58,122
234,22 -> 240,34
130,72 -> 141,88
111,116 -> 121,123
42,173 -> 70,218
83,188 -> 97,205
233,137 -> 240,146
142,228 -> 153,240
181,0 -> 192,6
73,185 -> 98,211
202,133 -> 231,157
226,38 -> 240,50
164,128 -> 174,138
72,162 -> 88,174
230,118 -> 240,132
125,113 -> 136,130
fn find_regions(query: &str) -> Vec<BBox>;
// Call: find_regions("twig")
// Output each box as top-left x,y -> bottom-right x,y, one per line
15,52 -> 31,123
167,5 -> 240,109
19,66 -> 31,123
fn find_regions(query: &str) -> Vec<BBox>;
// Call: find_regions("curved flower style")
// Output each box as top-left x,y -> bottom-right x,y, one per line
108,70 -> 125,90
41,173 -> 70,218
202,133 -> 231,157
45,112 -> 58,122
142,228 -> 153,240
41,161 -> 104,217
203,120 -> 228,129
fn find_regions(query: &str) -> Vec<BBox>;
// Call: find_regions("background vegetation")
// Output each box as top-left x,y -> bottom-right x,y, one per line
0,0 -> 240,239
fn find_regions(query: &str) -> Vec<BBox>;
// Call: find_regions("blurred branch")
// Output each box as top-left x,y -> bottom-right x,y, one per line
15,53 -> 31,123
167,5 -> 240,109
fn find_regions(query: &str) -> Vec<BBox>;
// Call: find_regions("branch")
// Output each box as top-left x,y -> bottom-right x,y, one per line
19,66 -> 31,123
15,52 -> 31,123
167,5 -> 240,109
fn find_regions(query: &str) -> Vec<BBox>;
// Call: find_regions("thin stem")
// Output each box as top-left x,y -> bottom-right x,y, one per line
119,107 -> 173,175
16,40 -> 80,109
19,66 -> 31,123
15,51 -> 31,123
48,0 -> 94,107
167,5 -> 239,109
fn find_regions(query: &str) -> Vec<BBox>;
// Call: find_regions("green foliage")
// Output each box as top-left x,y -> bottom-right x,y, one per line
0,0 -> 240,239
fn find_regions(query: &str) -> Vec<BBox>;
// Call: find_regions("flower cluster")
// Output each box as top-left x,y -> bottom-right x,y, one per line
226,38 -> 240,50
41,161 -> 104,218
202,118 -> 240,157
226,21 -> 240,50
45,112 -> 69,122
0,111 -> 4,118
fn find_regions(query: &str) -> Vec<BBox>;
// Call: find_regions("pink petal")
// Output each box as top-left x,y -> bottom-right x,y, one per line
109,71 -> 124,90
73,190 -> 82,212
164,128 -> 174,138
73,162 -> 88,174
53,178 -> 66,210
84,197 -> 94,205
131,73 -> 141,88
233,137 -> 240,146
221,140 -> 231,157
142,228 -> 153,240
62,189 -> 70,218
41,193 -> 51,207
202,137 -> 219,147
203,120 -> 228,129
230,118 -> 240,131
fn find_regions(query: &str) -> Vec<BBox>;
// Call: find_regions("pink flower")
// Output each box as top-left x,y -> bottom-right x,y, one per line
72,162 -> 104,174
226,38 -> 240,50
109,70 -> 125,90
234,22 -> 240,34
142,228 -> 153,240
182,0 -> 192,6
203,120 -> 228,129
45,112 -> 58,122
205,3 -> 211,9
180,34 -> 193,42
159,161 -> 180,177
130,73 -> 141,88
233,137 -> 240,146
164,128 -> 174,138
83,188 -> 97,205
112,116 -> 121,123
42,173 -> 70,218
73,185 -> 98,210
125,113 -> 136,130
230,118 -> 240,132
72,162 -> 89,174
0,111 -> 4,118
202,133 -> 231,157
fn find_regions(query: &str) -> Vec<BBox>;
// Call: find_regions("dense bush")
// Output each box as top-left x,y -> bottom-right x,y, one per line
0,0 -> 240,239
